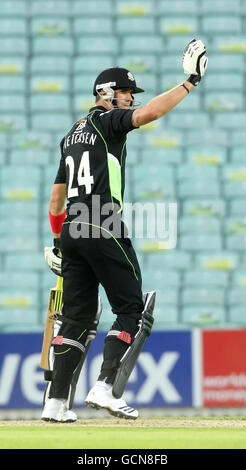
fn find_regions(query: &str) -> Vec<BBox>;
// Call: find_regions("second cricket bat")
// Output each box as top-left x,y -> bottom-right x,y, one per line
40,275 -> 63,370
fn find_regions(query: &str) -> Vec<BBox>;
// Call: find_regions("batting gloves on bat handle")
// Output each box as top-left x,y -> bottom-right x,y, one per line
44,238 -> 62,276
183,38 -> 208,86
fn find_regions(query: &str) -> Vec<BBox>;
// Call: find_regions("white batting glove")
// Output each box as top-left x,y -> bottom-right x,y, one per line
183,39 -> 208,85
44,246 -> 62,276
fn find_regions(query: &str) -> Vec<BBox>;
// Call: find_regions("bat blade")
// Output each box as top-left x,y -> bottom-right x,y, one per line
40,276 -> 63,370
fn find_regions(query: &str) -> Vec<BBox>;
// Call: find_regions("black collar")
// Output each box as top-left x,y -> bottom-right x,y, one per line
88,105 -> 107,113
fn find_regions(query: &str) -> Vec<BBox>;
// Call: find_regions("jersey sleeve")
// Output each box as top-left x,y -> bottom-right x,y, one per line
54,138 -> 66,184
93,108 -> 137,139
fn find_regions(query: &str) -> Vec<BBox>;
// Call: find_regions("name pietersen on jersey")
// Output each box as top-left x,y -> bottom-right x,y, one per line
63,130 -> 97,150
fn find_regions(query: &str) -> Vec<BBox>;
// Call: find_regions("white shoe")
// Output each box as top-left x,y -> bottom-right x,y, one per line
85,382 -> 138,420
41,398 -> 77,423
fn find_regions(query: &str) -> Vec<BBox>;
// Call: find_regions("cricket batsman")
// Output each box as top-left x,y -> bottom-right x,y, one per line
42,39 -> 208,421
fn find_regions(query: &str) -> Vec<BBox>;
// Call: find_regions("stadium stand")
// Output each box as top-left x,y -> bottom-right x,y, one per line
0,0 -> 246,331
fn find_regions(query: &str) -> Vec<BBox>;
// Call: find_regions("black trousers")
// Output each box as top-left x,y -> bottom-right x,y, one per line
49,221 -> 144,398
61,221 -> 143,320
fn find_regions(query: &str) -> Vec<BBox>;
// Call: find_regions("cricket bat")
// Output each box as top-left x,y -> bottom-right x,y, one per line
40,275 -> 63,370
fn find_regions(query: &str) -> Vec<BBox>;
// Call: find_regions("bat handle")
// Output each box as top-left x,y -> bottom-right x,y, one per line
57,276 -> 63,290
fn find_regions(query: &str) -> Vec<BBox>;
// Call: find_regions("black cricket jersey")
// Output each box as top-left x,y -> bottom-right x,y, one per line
55,106 -> 137,217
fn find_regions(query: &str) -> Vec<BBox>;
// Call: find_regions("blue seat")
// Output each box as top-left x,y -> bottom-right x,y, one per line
180,234 -> 222,251
30,94 -> 70,113
32,37 -> 74,56
201,0 -> 240,14
10,148 -> 50,166
73,74 -> 96,93
224,181 -> 246,198
159,16 -> 198,34
202,16 -> 241,33
195,251 -> 239,270
181,287 -> 225,306
0,95 -> 26,113
0,217 -> 39,235
230,147 -> 246,163
228,306 -> 246,325
213,35 -> 246,53
0,309 -> 39,329
0,271 -> 39,289
146,128 -> 184,148
169,112 -> 209,128
0,288 -> 38,308
31,18 -> 70,36
228,287 -> 246,306
122,35 -> 162,53
31,113 -> 73,132
116,17 -> 155,34
116,1 -> 153,16
185,128 -> 228,146
154,288 -> 179,307
180,217 -> 221,234
31,57 -> 71,74
160,54 -> 180,72
73,56 -> 114,74
134,179 -> 176,201
226,234 -> 246,251
30,0 -> 71,16
74,18 -> 113,34
158,0 -> 199,14
77,36 -> 118,54
1,0 -> 27,16
231,270 -> 246,288
0,19 -> 27,36
0,152 -> 5,165
153,306 -> 179,328
222,165 -> 246,181
0,134 -> 8,149
0,56 -> 26,75
182,199 -> 226,217
215,112 -> 246,129
178,180 -> 221,198
41,270 -> 57,291
184,270 -> 228,288
204,92 -> 243,111
1,166 -> 41,201
0,201 -> 39,218
166,35 -> 210,52
186,146 -> 227,165
11,130 -> 52,149
207,54 -> 244,72
0,76 -> 26,93
231,131 -> 246,146
224,217 -> 246,235
132,74 -> 158,93
177,164 -> 219,181
146,250 -> 192,270
0,37 -> 29,55
5,252 -> 45,271
203,73 -> 243,91
73,94 -> 95,113
141,148 -> 183,165
0,234 -> 39,252
118,54 -> 157,73
229,199 -> 246,216
73,0 -> 113,16
143,269 -> 181,289
182,306 -> 225,326
31,74 -> 70,93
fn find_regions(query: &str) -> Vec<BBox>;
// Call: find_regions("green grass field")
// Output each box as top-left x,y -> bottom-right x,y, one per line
0,417 -> 246,449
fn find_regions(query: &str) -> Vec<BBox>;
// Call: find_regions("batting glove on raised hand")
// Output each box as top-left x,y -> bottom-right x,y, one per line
183,38 -> 208,86
44,238 -> 62,276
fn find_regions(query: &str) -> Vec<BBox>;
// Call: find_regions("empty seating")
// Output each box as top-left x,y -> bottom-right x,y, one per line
32,37 -> 74,55
0,0 -> 246,331
182,306 -> 225,326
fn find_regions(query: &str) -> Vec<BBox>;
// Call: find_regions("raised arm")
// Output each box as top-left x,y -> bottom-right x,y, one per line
132,39 -> 208,127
